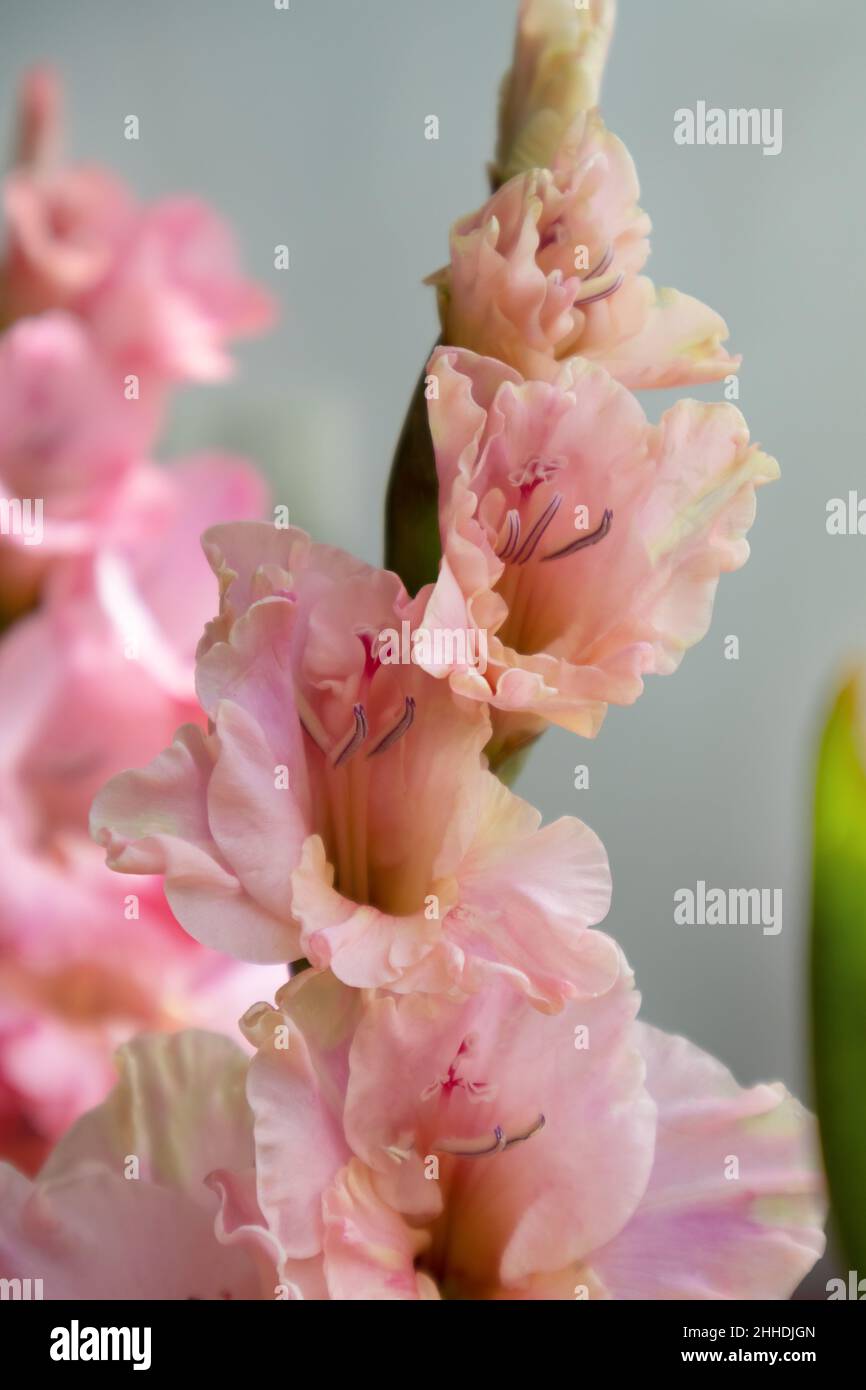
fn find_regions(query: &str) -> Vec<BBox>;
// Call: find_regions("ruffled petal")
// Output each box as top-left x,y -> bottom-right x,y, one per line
589,1025 -> 827,1299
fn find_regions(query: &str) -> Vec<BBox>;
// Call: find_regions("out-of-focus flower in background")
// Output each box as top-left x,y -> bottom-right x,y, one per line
0,1031 -> 264,1297
0,69 -> 282,1170
0,70 -> 273,397
0,311 -> 155,613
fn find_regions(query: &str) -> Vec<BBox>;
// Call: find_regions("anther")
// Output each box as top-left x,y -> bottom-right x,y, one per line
543,508 -> 613,561
434,1126 -> 507,1158
502,1113 -> 546,1149
433,1114 -> 546,1158
583,243 -> 614,281
333,704 -> 369,767
384,1144 -> 414,1165
513,492 -> 563,564
367,696 -> 416,758
574,273 -> 624,309
496,509 -> 521,560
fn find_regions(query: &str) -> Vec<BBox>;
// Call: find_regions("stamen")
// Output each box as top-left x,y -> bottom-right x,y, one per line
433,1114 -> 546,1158
496,509 -> 521,560
583,243 -> 614,281
333,704 -> 368,767
502,1113 -> 546,1149
512,492 -> 563,564
574,272 -> 624,309
543,508 -> 613,561
434,1126 -> 507,1158
384,1144 -> 413,1165
367,696 -> 416,758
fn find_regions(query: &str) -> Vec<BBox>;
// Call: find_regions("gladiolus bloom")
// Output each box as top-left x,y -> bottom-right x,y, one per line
419,346 -> 777,764
432,111 -> 738,392
92,523 -> 617,1009
209,968 -> 826,1300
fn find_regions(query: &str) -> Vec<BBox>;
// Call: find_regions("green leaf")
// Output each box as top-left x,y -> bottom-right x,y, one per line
384,360 -> 441,597
812,674 -> 866,1269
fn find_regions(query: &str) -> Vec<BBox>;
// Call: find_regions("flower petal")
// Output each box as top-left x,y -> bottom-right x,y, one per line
590,1025 -> 827,1299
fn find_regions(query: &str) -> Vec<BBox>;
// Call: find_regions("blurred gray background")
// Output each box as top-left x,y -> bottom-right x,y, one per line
1,0 -> 863,1124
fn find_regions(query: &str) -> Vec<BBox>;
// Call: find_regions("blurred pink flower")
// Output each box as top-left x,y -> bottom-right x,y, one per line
0,457 -> 284,1169
1,163 -> 133,322
0,69 -> 274,390
1,453 -> 267,802
0,1031 -> 264,1297
431,111 -> 738,391
82,198 -> 275,385
207,967 -> 825,1300
0,864 -> 279,1177
0,312 -> 156,609
92,523 -> 617,1008
418,347 -> 778,763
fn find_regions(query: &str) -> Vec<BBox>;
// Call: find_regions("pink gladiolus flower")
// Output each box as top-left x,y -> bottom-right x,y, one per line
0,977 -> 824,1301
0,860 -> 280,1176
205,968 -> 825,1301
82,198 -> 275,385
0,70 -> 273,389
494,0 -> 617,185
0,3 -> 810,1309
91,523 -> 618,1008
1,449 -> 268,764
431,111 -> 738,391
1,163 -> 134,323
0,457 -> 284,1167
0,1032 -> 265,1298
1,68 -> 127,322
0,454 -> 265,833
0,312 -> 156,608
418,347 -> 778,763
